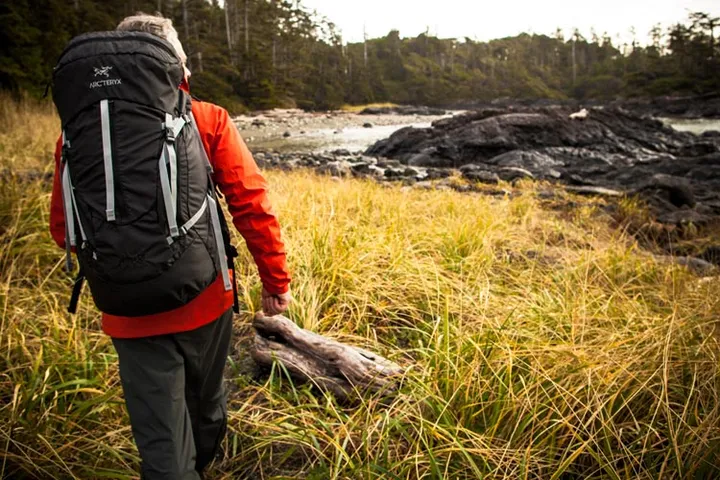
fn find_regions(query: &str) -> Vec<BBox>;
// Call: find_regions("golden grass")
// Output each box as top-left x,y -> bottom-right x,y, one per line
1,98 -> 719,479
0,92 -> 59,173
340,103 -> 400,113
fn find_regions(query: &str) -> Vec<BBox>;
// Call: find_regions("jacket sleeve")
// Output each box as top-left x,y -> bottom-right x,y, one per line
50,136 -> 67,249
193,102 -> 291,294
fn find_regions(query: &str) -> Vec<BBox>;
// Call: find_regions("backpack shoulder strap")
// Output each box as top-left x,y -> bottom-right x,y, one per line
188,111 -> 240,313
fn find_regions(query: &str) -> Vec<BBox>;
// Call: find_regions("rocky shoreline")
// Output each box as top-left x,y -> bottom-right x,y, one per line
250,106 -> 720,268
253,107 -> 720,226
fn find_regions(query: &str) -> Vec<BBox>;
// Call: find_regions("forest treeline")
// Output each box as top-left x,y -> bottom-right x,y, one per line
1,0 -> 718,112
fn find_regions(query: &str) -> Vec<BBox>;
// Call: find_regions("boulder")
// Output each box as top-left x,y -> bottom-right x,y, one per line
647,174 -> 696,208
317,161 -> 352,178
463,170 -> 500,184
498,167 -> 534,182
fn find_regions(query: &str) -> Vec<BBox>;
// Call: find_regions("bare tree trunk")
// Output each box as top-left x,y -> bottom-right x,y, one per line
272,36 -> 276,68
244,0 -> 250,55
157,0 -> 162,14
182,0 -> 190,39
363,25 -> 368,68
234,0 -> 241,71
572,37 -> 577,85
272,35 -> 276,85
182,0 -> 192,69
224,0 -> 234,64
192,21 -> 202,73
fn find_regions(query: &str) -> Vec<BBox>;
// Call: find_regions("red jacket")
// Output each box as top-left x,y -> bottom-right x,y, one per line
50,98 -> 290,338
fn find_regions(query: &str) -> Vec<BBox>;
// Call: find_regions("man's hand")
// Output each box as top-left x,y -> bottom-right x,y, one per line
261,287 -> 292,316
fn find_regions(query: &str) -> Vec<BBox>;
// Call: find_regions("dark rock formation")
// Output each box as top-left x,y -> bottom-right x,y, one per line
365,107 -> 720,226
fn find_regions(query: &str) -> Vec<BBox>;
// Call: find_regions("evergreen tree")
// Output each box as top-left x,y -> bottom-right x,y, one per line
0,3 -> 717,111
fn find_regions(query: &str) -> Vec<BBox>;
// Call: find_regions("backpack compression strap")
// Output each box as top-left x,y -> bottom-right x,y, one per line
99,100 -> 116,222
160,113 -> 187,243
206,194 -> 233,293
60,131 -> 88,270
60,130 -> 88,314
159,109 -> 236,304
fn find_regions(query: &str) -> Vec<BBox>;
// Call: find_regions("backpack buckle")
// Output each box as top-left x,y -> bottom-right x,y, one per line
165,125 -> 176,143
61,144 -> 70,163
61,132 -> 71,163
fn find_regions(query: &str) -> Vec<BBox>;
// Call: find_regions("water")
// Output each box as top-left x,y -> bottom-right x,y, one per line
662,118 -> 720,135
246,120 -> 436,154
295,122 -> 435,152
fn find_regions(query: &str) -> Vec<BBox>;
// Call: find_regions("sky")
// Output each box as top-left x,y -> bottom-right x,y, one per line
300,0 -> 720,45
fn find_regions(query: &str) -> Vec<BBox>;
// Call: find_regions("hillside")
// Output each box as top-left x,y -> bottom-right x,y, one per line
1,1 -> 719,111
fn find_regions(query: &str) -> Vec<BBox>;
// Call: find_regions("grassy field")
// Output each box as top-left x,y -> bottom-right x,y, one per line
1,95 -> 719,479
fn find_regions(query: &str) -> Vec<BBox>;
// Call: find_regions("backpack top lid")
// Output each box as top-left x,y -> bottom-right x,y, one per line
52,31 -> 185,126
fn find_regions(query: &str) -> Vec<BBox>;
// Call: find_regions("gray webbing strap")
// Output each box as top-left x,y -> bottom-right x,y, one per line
167,114 -> 187,138
167,197 -> 208,244
100,100 -> 116,222
159,147 -> 179,242
164,113 -> 186,207
160,114 -> 187,243
60,131 -> 87,270
181,198 -> 208,235
167,143 -> 178,209
188,113 -> 231,291
207,194 -> 232,291
71,187 -> 87,244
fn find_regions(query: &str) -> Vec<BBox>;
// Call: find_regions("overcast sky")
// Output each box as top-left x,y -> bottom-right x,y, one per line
300,0 -> 720,44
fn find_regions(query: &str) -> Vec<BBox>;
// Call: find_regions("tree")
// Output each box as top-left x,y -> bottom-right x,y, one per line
0,4 -> 718,110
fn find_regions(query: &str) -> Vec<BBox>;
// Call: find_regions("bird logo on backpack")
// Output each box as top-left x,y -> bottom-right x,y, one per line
93,66 -> 113,77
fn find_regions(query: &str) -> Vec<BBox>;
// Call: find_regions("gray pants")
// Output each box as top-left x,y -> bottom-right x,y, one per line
112,309 -> 233,479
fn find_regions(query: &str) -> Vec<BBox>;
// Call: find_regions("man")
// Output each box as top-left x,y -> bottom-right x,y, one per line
49,14 -> 292,479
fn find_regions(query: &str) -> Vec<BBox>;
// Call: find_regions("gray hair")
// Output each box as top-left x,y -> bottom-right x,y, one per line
117,14 -> 190,75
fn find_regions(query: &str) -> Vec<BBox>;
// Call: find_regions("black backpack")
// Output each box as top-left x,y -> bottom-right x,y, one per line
52,31 -> 238,317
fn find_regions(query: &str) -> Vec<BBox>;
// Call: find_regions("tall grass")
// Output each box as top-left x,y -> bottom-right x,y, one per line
1,97 -> 719,479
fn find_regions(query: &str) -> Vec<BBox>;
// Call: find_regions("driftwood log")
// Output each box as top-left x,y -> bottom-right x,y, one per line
250,313 -> 404,400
